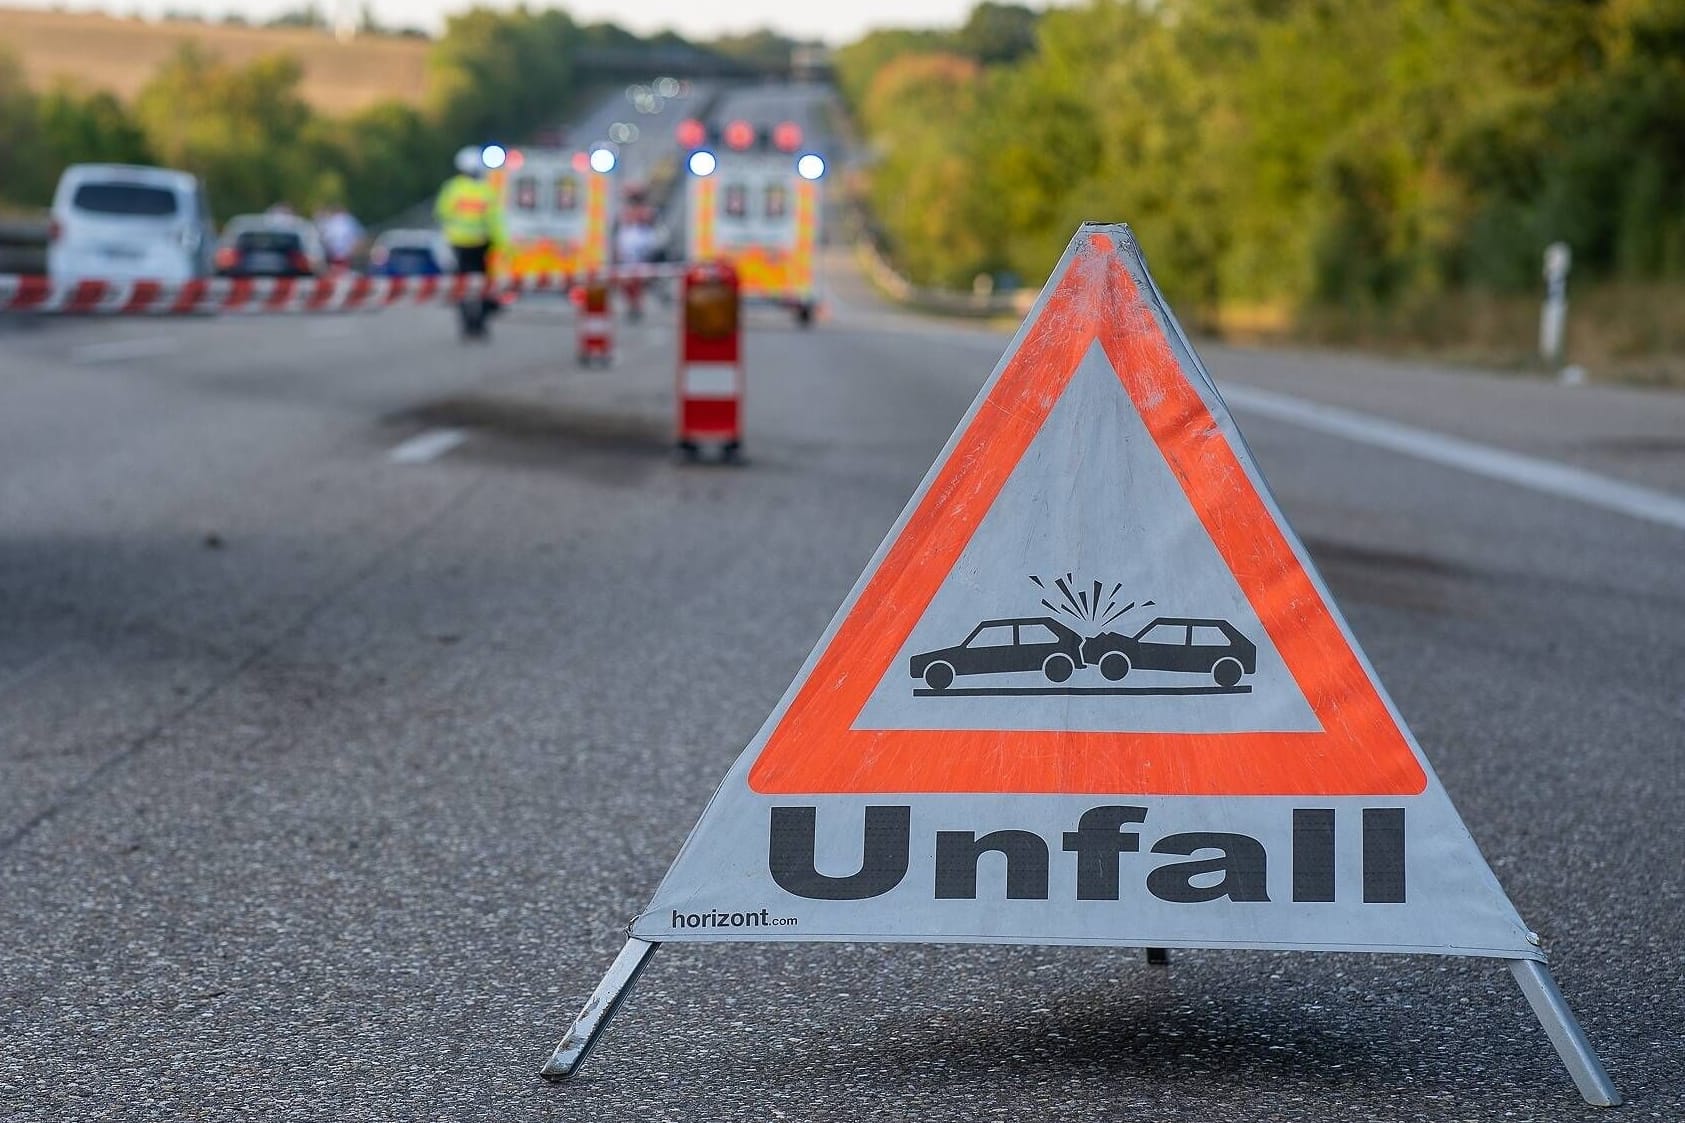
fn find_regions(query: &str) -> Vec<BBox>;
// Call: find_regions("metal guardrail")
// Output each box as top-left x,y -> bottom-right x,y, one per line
0,217 -> 50,276
853,234 -> 1031,320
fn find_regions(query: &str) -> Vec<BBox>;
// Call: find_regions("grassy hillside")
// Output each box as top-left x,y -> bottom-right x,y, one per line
2,7 -> 431,112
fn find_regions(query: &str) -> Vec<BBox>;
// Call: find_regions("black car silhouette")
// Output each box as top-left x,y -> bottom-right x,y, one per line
910,617 -> 1086,692
1080,617 -> 1256,687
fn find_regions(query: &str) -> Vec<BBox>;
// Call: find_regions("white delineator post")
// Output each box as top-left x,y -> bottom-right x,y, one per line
1540,241 -> 1572,371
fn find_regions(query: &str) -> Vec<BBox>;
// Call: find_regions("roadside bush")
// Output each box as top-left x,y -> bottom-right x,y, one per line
844,0 -> 1685,321
0,50 -> 53,209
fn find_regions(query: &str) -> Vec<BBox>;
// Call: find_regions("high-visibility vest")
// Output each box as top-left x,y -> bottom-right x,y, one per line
435,175 -> 503,248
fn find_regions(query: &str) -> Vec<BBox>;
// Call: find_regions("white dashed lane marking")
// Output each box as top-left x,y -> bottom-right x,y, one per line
388,428 -> 468,464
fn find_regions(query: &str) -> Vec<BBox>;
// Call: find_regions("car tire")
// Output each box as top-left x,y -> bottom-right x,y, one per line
1043,654 -> 1075,684
1099,651 -> 1131,682
923,662 -> 955,692
1213,658 -> 1244,688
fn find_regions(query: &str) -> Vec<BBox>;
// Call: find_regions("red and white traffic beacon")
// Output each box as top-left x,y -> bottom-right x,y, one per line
576,276 -> 613,366
677,260 -> 743,461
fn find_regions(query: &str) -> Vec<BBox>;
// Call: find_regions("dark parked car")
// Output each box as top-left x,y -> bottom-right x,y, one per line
1080,617 -> 1256,687
367,228 -> 450,277
910,617 -> 1086,691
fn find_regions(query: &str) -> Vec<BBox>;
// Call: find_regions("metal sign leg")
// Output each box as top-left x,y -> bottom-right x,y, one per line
1507,959 -> 1620,1106
540,938 -> 661,1081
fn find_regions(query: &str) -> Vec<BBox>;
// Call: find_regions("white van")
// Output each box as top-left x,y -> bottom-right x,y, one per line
47,164 -> 216,284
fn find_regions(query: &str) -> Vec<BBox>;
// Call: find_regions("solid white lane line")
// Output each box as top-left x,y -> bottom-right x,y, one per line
71,336 -> 180,364
388,428 -> 468,464
1222,383 -> 1685,534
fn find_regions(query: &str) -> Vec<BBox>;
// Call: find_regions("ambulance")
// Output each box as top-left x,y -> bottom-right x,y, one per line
490,146 -> 617,279
679,118 -> 824,325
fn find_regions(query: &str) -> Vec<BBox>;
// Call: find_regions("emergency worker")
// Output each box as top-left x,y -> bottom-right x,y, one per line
436,146 -> 506,338
317,204 -> 364,271
615,185 -> 666,318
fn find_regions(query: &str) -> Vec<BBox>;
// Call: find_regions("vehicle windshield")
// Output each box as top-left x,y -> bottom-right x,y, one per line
72,183 -> 178,217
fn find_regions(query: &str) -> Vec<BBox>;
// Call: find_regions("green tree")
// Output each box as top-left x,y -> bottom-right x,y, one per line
135,45 -> 319,218
267,4 -> 326,30
859,52 -> 995,286
958,2 -> 1041,65
844,0 -> 1685,319
0,50 -> 52,209
710,29 -> 808,72
318,99 -> 448,222
834,28 -> 956,110
1448,0 -> 1685,288
429,6 -> 579,145
37,87 -> 153,172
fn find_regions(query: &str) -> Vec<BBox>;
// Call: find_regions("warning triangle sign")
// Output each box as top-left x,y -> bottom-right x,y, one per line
545,227 -> 1619,1103
627,225 -> 1532,958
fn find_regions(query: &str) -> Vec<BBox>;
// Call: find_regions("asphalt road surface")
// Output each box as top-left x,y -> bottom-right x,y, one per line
3,248 -> 1684,1119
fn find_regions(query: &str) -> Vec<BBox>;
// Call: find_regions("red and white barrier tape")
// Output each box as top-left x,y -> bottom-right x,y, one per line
0,265 -> 684,315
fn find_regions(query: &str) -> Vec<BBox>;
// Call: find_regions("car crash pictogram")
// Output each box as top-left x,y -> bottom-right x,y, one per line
909,606 -> 1256,698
